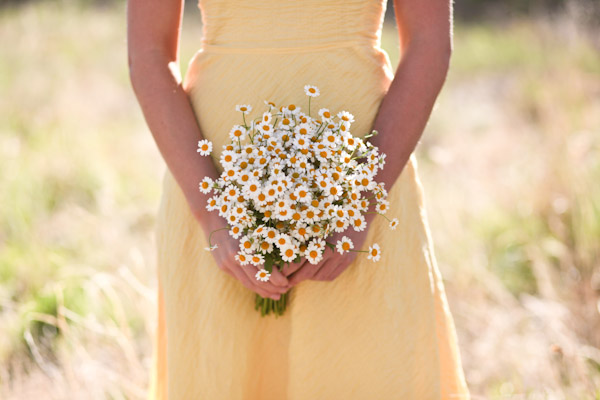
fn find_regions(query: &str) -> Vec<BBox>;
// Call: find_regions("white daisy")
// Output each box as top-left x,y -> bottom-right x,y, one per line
389,218 -> 399,230
261,111 -> 273,124
236,104 -> 252,114
336,237 -> 354,255
367,243 -> 382,262
198,177 -> 213,194
204,244 -> 218,252
274,233 -> 293,250
311,237 -> 327,252
352,215 -> 367,232
229,124 -> 247,141
235,252 -> 250,266
249,253 -> 265,266
376,200 -> 390,214
332,218 -> 349,233
337,110 -> 355,123
305,243 -> 324,265
197,139 -> 213,156
239,235 -> 255,253
256,120 -> 274,135
229,225 -> 243,239
291,223 -> 310,242
219,150 -> 238,167
318,108 -> 333,121
280,244 -> 299,263
255,268 -> 271,282
206,196 -> 219,211
293,185 -> 312,203
263,228 -> 279,244
304,84 -> 320,97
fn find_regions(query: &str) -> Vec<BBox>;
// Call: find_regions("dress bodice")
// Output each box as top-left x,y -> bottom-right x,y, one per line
196,0 -> 388,52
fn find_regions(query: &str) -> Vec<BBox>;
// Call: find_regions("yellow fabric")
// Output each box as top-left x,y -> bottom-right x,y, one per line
147,0 -> 471,399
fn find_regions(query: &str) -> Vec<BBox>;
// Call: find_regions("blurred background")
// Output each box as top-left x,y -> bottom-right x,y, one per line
1,0 -> 599,398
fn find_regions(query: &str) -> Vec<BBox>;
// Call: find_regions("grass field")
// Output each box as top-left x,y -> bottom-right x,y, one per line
1,1 -> 599,398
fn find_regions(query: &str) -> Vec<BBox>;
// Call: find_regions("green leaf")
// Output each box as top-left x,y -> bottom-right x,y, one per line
264,254 -> 274,273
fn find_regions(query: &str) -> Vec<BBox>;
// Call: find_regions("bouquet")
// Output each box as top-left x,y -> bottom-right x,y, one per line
197,84 -> 399,317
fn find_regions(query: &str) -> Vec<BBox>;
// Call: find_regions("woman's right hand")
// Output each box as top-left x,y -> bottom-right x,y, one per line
195,211 -> 291,300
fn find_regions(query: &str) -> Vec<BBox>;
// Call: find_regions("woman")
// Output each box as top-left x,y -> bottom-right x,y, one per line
127,0 -> 470,398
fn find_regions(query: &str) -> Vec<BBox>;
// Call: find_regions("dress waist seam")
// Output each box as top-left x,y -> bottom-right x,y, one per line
198,39 -> 378,54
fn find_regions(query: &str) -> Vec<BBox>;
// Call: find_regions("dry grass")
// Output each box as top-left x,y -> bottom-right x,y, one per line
0,1 -> 599,398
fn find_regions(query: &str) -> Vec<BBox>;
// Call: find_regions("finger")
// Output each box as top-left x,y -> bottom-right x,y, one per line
330,255 -> 355,280
288,262 -> 321,286
268,265 -> 290,287
312,259 -> 336,281
237,264 -> 288,297
281,259 -> 304,277
227,263 -> 275,299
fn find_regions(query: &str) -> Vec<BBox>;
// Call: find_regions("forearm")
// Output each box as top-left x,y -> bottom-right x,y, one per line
370,38 -> 451,191
129,51 -> 221,232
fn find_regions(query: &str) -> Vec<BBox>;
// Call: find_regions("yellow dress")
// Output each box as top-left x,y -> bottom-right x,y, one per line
148,0 -> 471,399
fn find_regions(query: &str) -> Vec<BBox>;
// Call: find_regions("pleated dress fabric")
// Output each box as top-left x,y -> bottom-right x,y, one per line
147,0 -> 471,399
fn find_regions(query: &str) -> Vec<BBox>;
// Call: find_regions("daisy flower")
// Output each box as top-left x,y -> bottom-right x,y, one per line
249,253 -> 265,266
236,104 -> 252,114
204,244 -> 218,252
367,243 -> 382,262
293,185 -> 311,203
311,237 -> 327,252
206,196 -> 219,211
333,218 -> 349,233
220,150 -> 238,166
235,252 -> 250,266
376,200 -> 390,214
280,244 -> 299,263
263,227 -> 279,244
336,236 -> 354,254
352,215 -> 367,232
318,108 -> 332,121
229,125 -> 247,141
256,120 -> 273,135
239,235 -> 255,253
255,268 -> 271,282
199,177 -> 213,194
274,233 -> 293,250
229,225 -> 243,239
291,224 -> 310,242
337,110 -> 355,123
389,218 -> 399,230
257,240 -> 273,253
197,139 -> 212,156
304,84 -> 320,97
305,243 -> 324,265
261,111 -> 273,124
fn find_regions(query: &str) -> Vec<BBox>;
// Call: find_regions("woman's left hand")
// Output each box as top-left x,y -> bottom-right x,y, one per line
287,226 -> 371,286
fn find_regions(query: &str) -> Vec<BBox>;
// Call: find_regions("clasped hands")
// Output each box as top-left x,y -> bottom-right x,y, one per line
283,228 -> 369,285
205,221 -> 371,301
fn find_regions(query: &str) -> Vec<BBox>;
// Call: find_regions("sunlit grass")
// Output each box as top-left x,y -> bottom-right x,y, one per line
0,1 -> 599,398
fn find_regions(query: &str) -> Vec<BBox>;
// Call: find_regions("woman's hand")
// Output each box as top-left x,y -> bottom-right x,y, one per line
287,222 -> 373,286
197,213 -> 291,300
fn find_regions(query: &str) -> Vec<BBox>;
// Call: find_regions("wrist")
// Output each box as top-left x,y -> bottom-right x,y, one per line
188,198 -> 226,236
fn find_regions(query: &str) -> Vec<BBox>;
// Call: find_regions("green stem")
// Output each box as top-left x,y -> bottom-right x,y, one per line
208,226 -> 230,247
